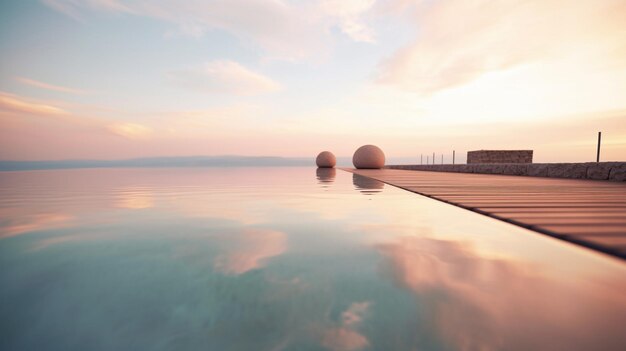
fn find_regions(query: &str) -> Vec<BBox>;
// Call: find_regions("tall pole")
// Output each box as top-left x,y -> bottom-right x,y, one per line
597,132 -> 602,162
421,154 -> 423,165
453,150 -> 455,165
432,152 -> 435,165
441,154 -> 443,164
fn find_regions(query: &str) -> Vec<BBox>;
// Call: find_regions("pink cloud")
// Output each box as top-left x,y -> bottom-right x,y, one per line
16,77 -> 91,95
168,60 -> 281,96
43,0 -> 329,60
321,0 -> 377,43
376,0 -> 626,94
0,92 -> 154,159
0,92 -> 68,116
107,122 -> 153,139
43,0 -> 381,60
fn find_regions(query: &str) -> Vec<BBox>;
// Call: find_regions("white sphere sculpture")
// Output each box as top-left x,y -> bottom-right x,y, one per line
352,145 -> 385,169
316,151 -> 336,168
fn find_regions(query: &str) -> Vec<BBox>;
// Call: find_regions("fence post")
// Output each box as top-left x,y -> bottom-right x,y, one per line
597,132 -> 602,162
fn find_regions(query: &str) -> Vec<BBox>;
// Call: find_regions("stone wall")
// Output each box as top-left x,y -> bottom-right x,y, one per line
386,162 -> 626,182
467,150 -> 533,164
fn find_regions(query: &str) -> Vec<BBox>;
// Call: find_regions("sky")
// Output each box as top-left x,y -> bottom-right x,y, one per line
1,0 -> 625,163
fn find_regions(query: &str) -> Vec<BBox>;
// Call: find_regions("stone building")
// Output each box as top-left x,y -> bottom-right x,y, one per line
467,150 -> 533,164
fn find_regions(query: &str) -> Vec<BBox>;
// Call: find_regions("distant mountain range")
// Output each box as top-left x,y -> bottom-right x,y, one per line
0,156 -> 310,171
0,155 -> 419,171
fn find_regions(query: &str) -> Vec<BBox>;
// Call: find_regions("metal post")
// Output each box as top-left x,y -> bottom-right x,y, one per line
432,152 -> 435,165
597,132 -> 602,162
453,150 -> 455,165
441,154 -> 443,164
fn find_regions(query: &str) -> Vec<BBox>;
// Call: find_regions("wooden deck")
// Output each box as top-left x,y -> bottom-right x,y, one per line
345,168 -> 626,259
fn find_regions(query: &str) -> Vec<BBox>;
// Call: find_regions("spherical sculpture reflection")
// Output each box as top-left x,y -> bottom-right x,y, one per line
352,145 -> 385,169
316,151 -> 336,168
316,168 -> 336,184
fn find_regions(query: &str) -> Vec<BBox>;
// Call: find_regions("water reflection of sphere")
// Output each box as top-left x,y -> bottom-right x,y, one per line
352,145 -> 385,169
316,168 -> 336,184
353,174 -> 385,194
316,151 -> 336,168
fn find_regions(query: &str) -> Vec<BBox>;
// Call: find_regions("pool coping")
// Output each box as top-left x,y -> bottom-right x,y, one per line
386,162 -> 626,182
344,168 -> 626,261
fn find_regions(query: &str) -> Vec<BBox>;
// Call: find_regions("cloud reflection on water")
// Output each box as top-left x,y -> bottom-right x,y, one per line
114,187 -> 154,209
321,302 -> 371,351
377,236 -> 626,351
3,168 -> 626,350
0,213 -> 73,239
213,228 -> 287,275
30,233 -> 90,251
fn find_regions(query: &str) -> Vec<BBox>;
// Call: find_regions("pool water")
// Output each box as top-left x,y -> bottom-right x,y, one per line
1,167 -> 625,351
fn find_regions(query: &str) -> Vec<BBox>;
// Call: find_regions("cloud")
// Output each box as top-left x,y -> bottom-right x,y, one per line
376,0 -> 626,94
16,77 -> 91,95
168,60 -> 281,95
42,0 -> 131,18
42,0 -> 379,60
321,0 -> 377,43
42,0 -> 327,60
107,122 -> 152,139
0,92 -> 153,146
0,92 -> 68,116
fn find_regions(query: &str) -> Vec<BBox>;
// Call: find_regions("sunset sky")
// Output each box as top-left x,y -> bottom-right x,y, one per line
1,0 -> 625,163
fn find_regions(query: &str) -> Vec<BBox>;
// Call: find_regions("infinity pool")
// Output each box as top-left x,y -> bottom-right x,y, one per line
1,167 -> 625,350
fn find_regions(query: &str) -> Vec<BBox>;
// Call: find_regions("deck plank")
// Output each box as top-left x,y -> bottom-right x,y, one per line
344,168 -> 626,259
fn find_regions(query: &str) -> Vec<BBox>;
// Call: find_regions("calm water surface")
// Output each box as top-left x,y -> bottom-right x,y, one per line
1,167 -> 626,351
